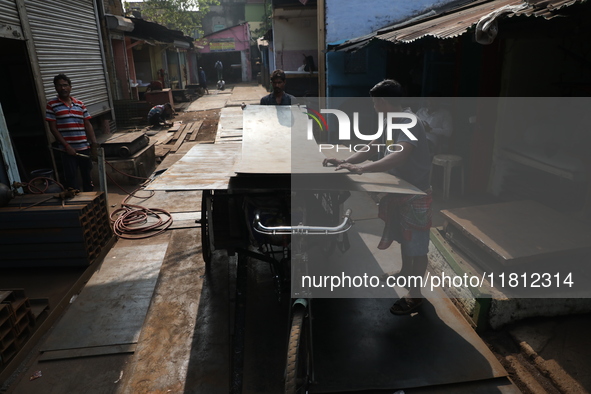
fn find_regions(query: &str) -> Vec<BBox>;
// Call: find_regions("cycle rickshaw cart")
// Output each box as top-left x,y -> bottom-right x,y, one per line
196,106 -> 424,393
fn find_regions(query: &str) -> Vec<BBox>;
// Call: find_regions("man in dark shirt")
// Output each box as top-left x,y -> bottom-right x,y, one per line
322,79 -> 432,316
260,69 -> 296,105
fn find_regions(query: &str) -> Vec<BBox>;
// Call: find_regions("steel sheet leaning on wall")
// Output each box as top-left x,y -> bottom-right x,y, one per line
23,0 -> 111,116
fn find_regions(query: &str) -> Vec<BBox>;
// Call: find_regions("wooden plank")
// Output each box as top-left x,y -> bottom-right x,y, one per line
154,146 -> 171,157
158,133 -> 175,146
171,123 -> 187,141
189,120 -> 204,141
185,121 -> 198,134
102,131 -> 146,144
39,344 -> 137,361
169,126 -> 190,153
167,121 -> 183,133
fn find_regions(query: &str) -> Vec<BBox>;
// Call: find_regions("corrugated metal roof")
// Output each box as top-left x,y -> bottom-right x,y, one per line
329,0 -> 585,51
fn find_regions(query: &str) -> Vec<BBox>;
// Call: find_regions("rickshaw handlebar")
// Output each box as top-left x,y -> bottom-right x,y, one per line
253,209 -> 353,235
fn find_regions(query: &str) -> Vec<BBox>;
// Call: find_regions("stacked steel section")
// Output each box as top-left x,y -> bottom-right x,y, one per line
0,290 -> 35,367
0,192 -> 113,267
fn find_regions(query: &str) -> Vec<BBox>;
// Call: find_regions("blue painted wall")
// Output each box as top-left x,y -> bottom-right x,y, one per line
326,40 -> 388,97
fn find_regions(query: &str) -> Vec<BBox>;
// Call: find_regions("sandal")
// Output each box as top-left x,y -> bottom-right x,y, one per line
389,297 -> 424,315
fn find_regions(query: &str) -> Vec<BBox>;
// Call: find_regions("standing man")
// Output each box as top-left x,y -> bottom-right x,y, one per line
46,73 -> 98,192
214,60 -> 223,81
260,69 -> 296,105
198,67 -> 209,95
322,79 -> 432,315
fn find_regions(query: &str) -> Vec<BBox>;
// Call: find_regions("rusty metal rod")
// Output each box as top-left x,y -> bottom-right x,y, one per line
51,147 -> 90,158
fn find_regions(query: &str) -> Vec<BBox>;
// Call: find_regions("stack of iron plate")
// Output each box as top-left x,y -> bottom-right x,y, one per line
0,192 -> 113,267
0,289 -> 35,368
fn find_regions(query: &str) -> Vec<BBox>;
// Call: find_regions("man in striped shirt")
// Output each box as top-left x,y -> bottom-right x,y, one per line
46,74 -> 98,191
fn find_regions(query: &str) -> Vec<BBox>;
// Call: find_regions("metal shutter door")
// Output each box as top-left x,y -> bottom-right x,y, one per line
24,0 -> 111,116
0,0 -> 23,40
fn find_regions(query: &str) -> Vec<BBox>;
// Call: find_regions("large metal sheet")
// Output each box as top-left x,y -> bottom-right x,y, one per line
40,235 -> 170,353
310,296 -> 507,392
235,105 -> 295,174
317,219 -> 506,386
216,107 -> 243,144
146,144 -> 240,190
236,105 -> 339,174
148,106 -> 423,194
441,200 -> 591,266
236,106 -> 424,194
242,209 -> 509,392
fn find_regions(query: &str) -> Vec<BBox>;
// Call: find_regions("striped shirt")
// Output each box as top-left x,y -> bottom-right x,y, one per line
148,104 -> 166,119
46,96 -> 91,151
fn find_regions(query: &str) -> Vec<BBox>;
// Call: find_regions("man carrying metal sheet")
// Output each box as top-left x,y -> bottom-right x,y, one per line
323,79 -> 433,315
46,74 -> 98,192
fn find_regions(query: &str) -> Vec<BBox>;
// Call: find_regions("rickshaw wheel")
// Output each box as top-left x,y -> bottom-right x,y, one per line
285,307 -> 310,394
201,190 -> 212,264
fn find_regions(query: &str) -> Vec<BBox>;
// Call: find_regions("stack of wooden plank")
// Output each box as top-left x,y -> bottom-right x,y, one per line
155,120 -> 205,158
0,192 -> 113,267
0,289 -> 35,368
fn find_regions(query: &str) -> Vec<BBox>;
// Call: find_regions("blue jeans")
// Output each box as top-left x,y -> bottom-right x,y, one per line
62,149 -> 93,191
400,229 -> 430,257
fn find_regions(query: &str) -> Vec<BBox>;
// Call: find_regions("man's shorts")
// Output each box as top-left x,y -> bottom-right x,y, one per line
400,229 -> 430,257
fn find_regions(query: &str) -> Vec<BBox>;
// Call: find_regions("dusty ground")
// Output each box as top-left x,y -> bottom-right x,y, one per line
171,108 -> 220,143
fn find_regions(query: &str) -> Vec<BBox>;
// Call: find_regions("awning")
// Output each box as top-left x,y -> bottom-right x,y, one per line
329,0 -> 584,52
105,14 -> 134,33
126,17 -> 194,48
